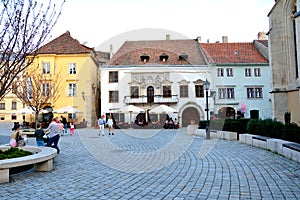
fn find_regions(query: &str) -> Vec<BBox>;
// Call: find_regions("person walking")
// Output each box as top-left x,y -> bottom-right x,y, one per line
61,115 -> 68,136
34,123 -> 45,146
107,116 -> 114,135
98,115 -> 105,136
45,118 -> 60,154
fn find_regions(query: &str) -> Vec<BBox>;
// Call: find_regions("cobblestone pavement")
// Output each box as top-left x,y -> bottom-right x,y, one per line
0,124 -> 300,200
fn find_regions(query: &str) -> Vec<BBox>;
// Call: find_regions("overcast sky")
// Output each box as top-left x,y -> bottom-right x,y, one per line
51,0 -> 275,52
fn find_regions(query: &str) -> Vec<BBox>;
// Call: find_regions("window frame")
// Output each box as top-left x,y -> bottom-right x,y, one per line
218,88 -> 235,99
68,63 -> 77,74
179,85 -> 189,98
245,68 -> 251,77
226,68 -> 233,77
42,83 -> 50,97
42,62 -> 50,74
11,102 -> 17,110
0,103 -> 5,110
109,91 -> 119,103
254,68 -> 261,77
195,85 -> 204,98
109,71 -> 118,83
163,85 -> 172,98
130,86 -> 139,98
247,87 -> 263,99
217,68 -> 224,77
68,83 -> 77,97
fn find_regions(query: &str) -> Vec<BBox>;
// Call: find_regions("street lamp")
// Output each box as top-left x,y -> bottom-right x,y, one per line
204,79 -> 210,139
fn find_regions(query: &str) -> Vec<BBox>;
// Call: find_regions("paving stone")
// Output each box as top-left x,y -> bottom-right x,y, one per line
0,124 -> 300,199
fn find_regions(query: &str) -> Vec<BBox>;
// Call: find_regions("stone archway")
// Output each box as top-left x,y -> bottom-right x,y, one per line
181,107 -> 200,127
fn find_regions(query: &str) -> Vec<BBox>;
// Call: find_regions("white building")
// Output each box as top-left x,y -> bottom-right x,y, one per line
101,38 -> 272,128
101,39 -> 211,127
201,40 -> 272,119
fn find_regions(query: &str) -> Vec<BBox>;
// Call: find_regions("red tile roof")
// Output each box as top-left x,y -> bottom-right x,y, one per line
106,40 -> 207,66
37,31 -> 94,54
201,43 -> 268,64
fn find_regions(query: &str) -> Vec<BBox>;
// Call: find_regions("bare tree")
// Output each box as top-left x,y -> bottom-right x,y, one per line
0,0 -> 64,99
13,65 -> 62,127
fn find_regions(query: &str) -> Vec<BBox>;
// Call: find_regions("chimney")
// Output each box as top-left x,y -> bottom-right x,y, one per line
110,44 -> 114,58
222,36 -> 228,43
166,34 -> 170,40
196,36 -> 201,43
257,32 -> 267,40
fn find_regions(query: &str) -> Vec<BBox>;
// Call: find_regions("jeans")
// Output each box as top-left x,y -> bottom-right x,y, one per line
36,140 -> 45,146
64,124 -> 68,134
47,134 -> 60,153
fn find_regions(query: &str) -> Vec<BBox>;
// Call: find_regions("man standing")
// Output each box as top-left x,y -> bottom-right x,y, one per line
45,118 -> 60,154
98,115 -> 106,136
61,115 -> 68,135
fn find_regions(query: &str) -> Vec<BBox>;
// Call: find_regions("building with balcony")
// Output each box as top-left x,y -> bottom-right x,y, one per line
101,39 -> 211,127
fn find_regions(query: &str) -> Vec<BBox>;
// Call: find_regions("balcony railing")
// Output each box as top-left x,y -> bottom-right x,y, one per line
124,95 -> 179,104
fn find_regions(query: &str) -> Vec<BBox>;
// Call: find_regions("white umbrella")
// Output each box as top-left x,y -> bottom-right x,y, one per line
118,105 -> 144,125
149,105 -> 178,114
118,105 -> 145,114
53,106 -> 83,114
14,107 -> 35,114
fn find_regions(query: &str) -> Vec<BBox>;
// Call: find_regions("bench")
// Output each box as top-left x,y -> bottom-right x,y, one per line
0,146 -> 57,183
239,134 -> 300,163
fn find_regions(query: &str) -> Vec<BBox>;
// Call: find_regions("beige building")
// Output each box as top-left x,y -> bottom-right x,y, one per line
268,0 -> 300,124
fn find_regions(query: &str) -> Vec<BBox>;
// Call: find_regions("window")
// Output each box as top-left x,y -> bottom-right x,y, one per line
42,62 -> 50,74
11,115 -> 17,120
217,68 -> 224,77
195,85 -> 204,98
0,103 -> 5,110
130,86 -> 139,98
180,85 -> 188,98
109,91 -> 119,103
218,88 -> 235,99
68,83 -> 76,96
69,63 -> 76,74
109,71 -> 118,83
247,87 -> 263,98
245,68 -> 251,77
163,86 -> 171,98
11,102 -> 17,110
254,68 -> 261,77
42,83 -> 50,96
226,68 -> 233,77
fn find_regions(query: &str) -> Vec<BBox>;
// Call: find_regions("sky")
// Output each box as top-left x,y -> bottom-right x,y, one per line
50,0 -> 275,52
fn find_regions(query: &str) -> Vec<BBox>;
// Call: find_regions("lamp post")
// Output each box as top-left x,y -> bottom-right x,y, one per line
204,79 -> 210,139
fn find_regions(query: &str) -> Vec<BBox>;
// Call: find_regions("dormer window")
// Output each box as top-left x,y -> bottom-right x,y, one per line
179,53 -> 188,61
159,53 -> 169,62
140,53 -> 150,63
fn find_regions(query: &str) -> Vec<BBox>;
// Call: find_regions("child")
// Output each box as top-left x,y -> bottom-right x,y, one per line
70,122 -> 75,135
58,120 -> 64,136
34,123 -> 45,146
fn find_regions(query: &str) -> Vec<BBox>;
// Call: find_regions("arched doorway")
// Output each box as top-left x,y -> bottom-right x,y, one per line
218,107 -> 235,119
147,86 -> 154,103
181,107 -> 200,127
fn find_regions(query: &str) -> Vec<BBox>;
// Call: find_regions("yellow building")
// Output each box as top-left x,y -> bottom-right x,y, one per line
27,31 -> 99,127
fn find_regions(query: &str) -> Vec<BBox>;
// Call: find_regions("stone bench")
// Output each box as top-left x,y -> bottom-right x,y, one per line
0,146 -> 57,183
195,129 -> 237,140
239,134 -> 300,163
282,143 -> 300,163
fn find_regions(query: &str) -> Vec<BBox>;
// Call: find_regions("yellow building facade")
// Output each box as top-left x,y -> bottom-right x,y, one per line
0,31 -> 99,127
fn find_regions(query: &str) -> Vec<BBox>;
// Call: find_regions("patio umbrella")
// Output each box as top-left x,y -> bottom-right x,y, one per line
53,106 -> 83,114
149,105 -> 178,114
14,107 -> 35,114
118,105 -> 144,124
118,105 -> 145,114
